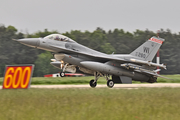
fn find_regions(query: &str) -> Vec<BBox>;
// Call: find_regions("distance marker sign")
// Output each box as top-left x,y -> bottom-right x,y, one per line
3,65 -> 34,89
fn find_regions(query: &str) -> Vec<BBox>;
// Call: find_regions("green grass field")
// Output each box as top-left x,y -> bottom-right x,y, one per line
0,74 -> 180,85
0,88 -> 180,120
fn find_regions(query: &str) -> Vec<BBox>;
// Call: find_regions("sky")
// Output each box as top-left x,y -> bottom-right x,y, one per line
1,0 -> 180,34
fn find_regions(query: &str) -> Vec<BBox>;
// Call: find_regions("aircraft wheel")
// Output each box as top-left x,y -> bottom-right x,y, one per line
107,80 -> 114,88
60,72 -> 65,77
89,79 -> 97,88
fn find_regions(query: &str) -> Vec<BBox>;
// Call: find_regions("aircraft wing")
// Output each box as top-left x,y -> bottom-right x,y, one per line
50,44 -> 166,69
49,44 -> 126,62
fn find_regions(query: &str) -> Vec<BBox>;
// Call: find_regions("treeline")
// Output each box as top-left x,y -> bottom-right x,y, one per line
0,25 -> 179,77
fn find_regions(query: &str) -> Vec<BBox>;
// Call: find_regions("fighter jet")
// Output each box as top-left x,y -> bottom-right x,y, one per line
15,34 -> 170,88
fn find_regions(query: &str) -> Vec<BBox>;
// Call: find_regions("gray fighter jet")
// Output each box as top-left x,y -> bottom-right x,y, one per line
16,34 -> 170,88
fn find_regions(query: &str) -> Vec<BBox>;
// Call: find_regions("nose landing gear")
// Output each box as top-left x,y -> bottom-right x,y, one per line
60,72 -> 65,77
60,62 -> 68,77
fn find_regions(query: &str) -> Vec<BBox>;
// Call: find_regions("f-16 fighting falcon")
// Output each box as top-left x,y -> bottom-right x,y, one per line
15,34 -> 170,88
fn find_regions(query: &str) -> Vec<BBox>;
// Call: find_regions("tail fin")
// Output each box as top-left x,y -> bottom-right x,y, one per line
130,36 -> 165,61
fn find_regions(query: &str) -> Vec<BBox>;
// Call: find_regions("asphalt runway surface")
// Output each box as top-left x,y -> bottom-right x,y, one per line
1,83 -> 180,89
30,83 -> 180,89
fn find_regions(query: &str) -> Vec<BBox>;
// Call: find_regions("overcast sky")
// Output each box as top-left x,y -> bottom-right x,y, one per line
1,0 -> 180,34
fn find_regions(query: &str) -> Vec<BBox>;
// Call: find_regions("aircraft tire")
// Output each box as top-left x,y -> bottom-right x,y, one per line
107,80 -> 114,88
60,72 -> 65,77
89,79 -> 97,88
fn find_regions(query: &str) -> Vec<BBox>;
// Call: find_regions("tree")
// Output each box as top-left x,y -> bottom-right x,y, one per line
27,29 -> 59,38
0,24 -> 179,76
100,43 -> 116,54
34,51 -> 59,77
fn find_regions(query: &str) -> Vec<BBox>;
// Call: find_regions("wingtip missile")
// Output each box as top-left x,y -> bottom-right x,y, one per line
130,59 -> 166,69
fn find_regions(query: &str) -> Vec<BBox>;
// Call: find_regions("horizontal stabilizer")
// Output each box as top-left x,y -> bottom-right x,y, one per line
156,74 -> 174,81
133,68 -> 173,80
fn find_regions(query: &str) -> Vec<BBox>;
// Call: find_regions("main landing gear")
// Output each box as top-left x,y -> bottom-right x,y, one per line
89,72 -> 114,88
107,80 -> 114,88
89,80 -> 97,88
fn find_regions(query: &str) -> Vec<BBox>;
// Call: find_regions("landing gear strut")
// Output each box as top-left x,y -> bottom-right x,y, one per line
60,62 -> 68,77
89,72 -> 101,88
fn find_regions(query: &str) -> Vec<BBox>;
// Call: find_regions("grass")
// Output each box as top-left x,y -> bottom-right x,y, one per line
0,74 -> 180,85
156,74 -> 180,83
0,88 -> 180,120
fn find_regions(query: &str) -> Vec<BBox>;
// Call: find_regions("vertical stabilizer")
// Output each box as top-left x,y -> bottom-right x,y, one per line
130,36 -> 165,61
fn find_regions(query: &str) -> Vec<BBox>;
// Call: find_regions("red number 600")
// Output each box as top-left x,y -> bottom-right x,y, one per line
3,65 -> 34,89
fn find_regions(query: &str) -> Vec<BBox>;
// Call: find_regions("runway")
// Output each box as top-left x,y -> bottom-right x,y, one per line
30,83 -> 180,89
1,83 -> 180,89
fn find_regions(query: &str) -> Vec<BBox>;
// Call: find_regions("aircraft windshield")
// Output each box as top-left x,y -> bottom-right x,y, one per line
44,34 -> 75,42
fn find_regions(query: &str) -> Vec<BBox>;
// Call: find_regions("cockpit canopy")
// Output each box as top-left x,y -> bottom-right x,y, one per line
44,34 -> 76,42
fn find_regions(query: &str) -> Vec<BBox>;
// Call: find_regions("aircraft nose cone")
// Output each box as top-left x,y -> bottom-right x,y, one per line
18,38 -> 40,47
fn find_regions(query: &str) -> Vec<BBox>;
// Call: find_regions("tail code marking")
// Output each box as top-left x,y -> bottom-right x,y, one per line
143,47 -> 149,53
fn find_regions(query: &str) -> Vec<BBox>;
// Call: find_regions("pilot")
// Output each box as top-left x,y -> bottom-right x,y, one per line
55,36 -> 60,41
60,38 -> 66,41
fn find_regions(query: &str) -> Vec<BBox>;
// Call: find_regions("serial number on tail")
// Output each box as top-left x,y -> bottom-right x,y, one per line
135,52 -> 146,58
